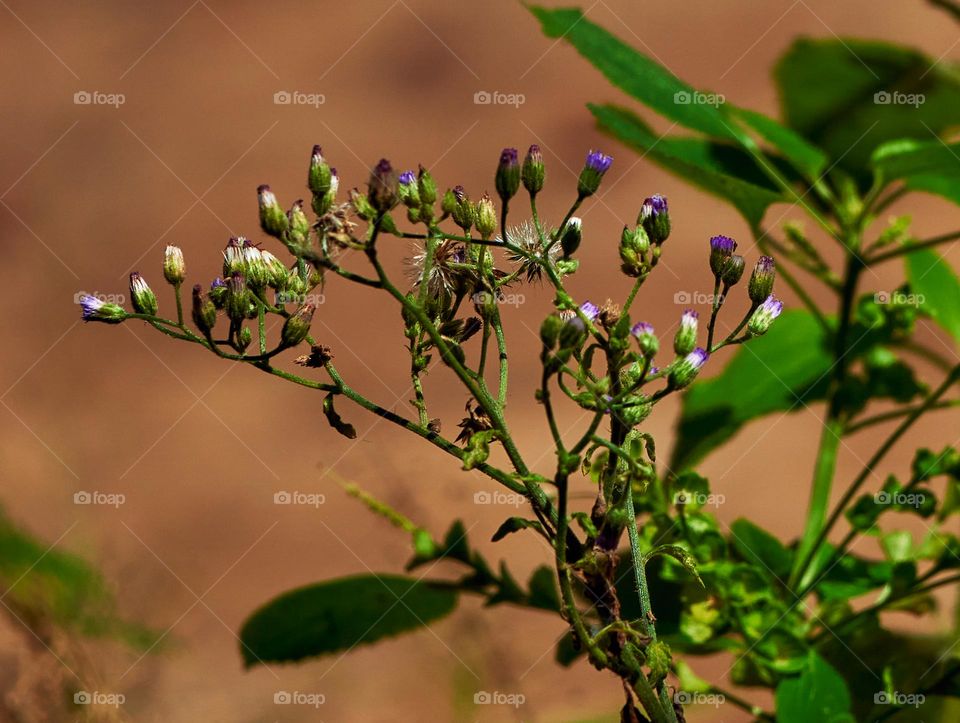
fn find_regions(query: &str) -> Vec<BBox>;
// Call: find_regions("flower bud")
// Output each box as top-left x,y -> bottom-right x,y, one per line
79,294 -> 125,323
192,284 -> 217,334
226,272 -> 250,322
349,188 -> 376,220
577,149 -> 612,197
258,185 -> 289,238
260,250 -> 289,289
163,245 -> 185,285
560,217 -> 582,258
287,199 -> 310,244
631,321 -> 659,357
638,194 -> 670,245
441,188 -> 458,216
669,348 -> 708,389
368,158 -> 398,214
709,235 -> 737,278
281,303 -> 316,347
721,254 -> 745,287
242,241 -> 270,290
308,145 -> 333,198
222,237 -> 245,277
417,165 -> 437,205
748,256 -> 776,303
619,225 -> 650,276
237,326 -> 252,352
475,193 -> 497,239
209,277 -> 228,309
674,309 -> 698,355
579,301 -> 600,322
747,295 -> 783,336
129,272 -> 158,316
450,186 -> 474,232
540,314 -> 563,349
521,144 -> 545,196
495,148 -> 520,202
397,170 -> 420,208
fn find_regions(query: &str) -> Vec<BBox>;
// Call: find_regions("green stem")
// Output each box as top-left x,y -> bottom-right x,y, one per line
867,229 -> 960,264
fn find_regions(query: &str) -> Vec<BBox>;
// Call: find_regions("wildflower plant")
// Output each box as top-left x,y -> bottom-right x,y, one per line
75,5 -> 960,722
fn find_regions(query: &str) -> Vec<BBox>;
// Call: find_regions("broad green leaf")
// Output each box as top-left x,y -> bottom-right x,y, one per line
871,139 -> 960,205
529,6 -> 737,141
239,574 -> 458,666
775,37 -> 960,181
671,310 -> 832,469
906,249 -> 960,341
526,565 -> 561,611
730,519 -> 793,580
731,107 -> 829,179
590,103 -> 784,227
775,652 -> 854,723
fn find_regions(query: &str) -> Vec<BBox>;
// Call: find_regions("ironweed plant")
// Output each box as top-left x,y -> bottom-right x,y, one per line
77,7 -> 960,723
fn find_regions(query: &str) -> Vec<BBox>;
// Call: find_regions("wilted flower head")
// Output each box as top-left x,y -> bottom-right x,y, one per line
368,158 -> 398,213
502,220 -> 559,282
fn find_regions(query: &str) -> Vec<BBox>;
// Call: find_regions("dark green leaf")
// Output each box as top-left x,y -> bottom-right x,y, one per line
729,519 -> 793,580
555,629 -> 585,667
906,249 -> 960,341
731,107 -> 829,179
491,517 -> 544,542
775,652 -> 854,723
644,544 -> 703,587
672,310 -> 832,469
590,104 -> 784,227
529,6 -> 737,140
239,574 -> 458,666
322,393 -> 357,439
871,139 -> 960,205
526,565 -> 561,612
775,37 -> 960,181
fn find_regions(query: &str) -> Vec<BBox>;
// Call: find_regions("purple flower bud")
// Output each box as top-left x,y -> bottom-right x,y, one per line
368,158 -> 398,213
638,194 -> 671,244
496,147 -> 521,202
522,144 -> 545,195
577,150 -> 613,197
632,321 -> 659,357
674,309 -> 699,355
747,294 -> 784,336
399,170 -> 416,186
79,294 -> 125,323
585,150 -> 613,174
669,347 -> 708,389
709,235 -> 738,277
580,301 -> 600,321
631,322 -> 654,337
397,170 -> 420,208
748,255 -> 777,303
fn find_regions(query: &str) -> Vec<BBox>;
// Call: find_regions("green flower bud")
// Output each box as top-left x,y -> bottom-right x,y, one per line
495,148 -> 520,202
308,146 -> 332,198
191,284 -> 217,334
560,217 -> 582,258
222,237 -> 245,277
397,170 -> 420,208
521,144 -> 545,196
621,399 -> 653,426
209,278 -> 227,309
638,195 -> 670,245
747,295 -> 783,336
242,241 -> 270,290
163,245 -> 185,285
349,188 -> 376,221
631,322 -> 659,358
79,294 -> 126,323
440,187 -> 458,216
260,250 -> 289,289
721,254 -> 745,287
576,150 -> 613,198
225,273 -> 250,322
237,326 -> 252,352
748,256 -> 776,303
368,158 -> 398,214
258,185 -> 289,238
417,165 -> 437,205
129,272 -> 157,316
540,314 -> 563,349
281,303 -> 316,347
475,193 -> 497,239
451,186 -> 474,232
669,348 -> 708,389
287,199 -> 310,244
673,310 -> 698,356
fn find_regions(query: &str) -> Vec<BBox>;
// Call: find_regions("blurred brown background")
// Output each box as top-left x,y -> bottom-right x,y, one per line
1,0 -> 958,720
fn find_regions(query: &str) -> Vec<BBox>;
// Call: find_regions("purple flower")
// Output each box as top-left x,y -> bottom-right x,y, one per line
78,293 -> 125,323
760,294 -> 783,318
748,295 -> 784,336
748,255 -> 777,302
580,301 -> 600,321
680,309 -> 698,330
398,170 -> 416,186
669,347 -> 708,389
710,235 -> 737,254
644,194 -> 668,216
585,150 -> 613,174
632,321 -> 659,357
499,148 -> 518,167
688,347 -> 709,369
80,294 -> 105,320
639,194 -> 671,244
631,322 -> 655,337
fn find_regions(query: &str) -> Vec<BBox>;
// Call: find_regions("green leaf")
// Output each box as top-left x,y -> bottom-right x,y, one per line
671,310 -> 832,469
871,139 -> 960,205
906,249 -> 960,341
774,37 -> 960,181
590,104 -> 784,227
526,565 -> 561,612
775,652 -> 854,723
730,519 -> 793,580
490,517 -> 544,542
322,393 -> 357,439
643,544 -> 703,587
529,6 -> 737,141
239,574 -> 459,666
731,107 -> 829,179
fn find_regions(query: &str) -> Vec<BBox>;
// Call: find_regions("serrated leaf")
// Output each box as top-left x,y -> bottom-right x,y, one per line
239,574 -> 458,666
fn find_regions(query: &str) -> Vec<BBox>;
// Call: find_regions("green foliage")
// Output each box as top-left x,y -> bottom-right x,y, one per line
238,574 -> 459,666
906,249 -> 960,342
775,652 -> 854,723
